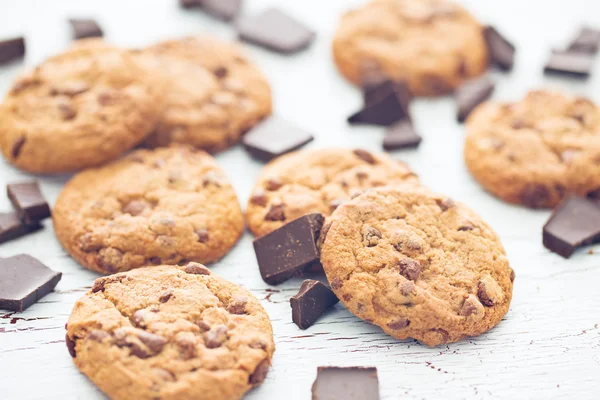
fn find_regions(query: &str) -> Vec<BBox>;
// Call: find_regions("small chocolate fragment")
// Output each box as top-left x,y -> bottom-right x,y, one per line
69,19 -> 103,40
382,120 -> 422,150
7,181 -> 51,224
253,213 -> 324,285
290,280 -> 339,329
544,50 -> 594,79
237,8 -> 316,54
568,27 -> 600,54
543,196 -> 600,258
243,116 -> 314,162
0,254 -> 62,312
0,212 -> 42,244
0,37 -> 25,64
198,0 -> 242,21
456,76 -> 495,123
179,0 -> 201,8
349,81 -> 411,126
483,26 -> 515,71
311,367 -> 380,400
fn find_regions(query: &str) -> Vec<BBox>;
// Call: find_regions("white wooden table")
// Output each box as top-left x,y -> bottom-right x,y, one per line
1,1 -> 600,399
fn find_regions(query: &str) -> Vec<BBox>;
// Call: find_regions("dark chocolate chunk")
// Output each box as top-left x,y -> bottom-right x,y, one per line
544,50 -> 594,79
243,116 -> 314,162
69,19 -> 103,40
382,120 -> 422,150
0,212 -> 42,244
483,26 -> 515,71
0,37 -> 25,64
199,0 -> 242,21
179,0 -> 201,8
7,181 -> 51,224
568,27 -> 600,54
237,8 -> 315,54
311,367 -> 380,400
456,76 -> 495,123
290,280 -> 339,329
0,254 -> 62,312
349,80 -> 411,126
543,196 -> 600,258
253,213 -> 324,285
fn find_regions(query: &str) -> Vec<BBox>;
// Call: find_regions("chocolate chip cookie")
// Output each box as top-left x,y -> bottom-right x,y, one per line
53,146 -> 244,273
465,90 -> 600,208
332,0 -> 488,96
66,264 -> 275,400
0,42 -> 160,174
246,148 -> 419,237
319,186 -> 514,346
139,36 -> 272,152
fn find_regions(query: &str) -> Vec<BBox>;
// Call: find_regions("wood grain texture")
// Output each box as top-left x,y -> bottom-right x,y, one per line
1,0 -> 600,399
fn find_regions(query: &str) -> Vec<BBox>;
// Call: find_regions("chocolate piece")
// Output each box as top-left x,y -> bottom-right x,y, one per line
0,212 -> 42,244
543,196 -> 600,258
0,37 -> 25,64
382,120 -> 421,150
349,81 -> 411,126
243,116 -> 314,161
7,181 -> 51,224
568,27 -> 600,54
253,213 -> 324,285
69,19 -> 103,40
199,0 -> 242,21
179,0 -> 201,8
0,254 -> 62,312
456,76 -> 495,123
237,8 -> 316,54
311,367 -> 380,400
483,26 -> 515,71
544,50 -> 594,79
290,280 -> 339,329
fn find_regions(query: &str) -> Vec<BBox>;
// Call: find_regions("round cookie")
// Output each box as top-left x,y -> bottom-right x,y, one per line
246,148 -> 419,237
53,146 -> 244,273
0,42 -> 160,174
465,90 -> 600,208
319,186 -> 514,346
66,264 -> 275,400
332,0 -> 488,96
138,36 -> 272,152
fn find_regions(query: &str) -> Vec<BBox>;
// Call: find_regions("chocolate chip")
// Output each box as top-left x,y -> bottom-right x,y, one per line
400,281 -> 415,296
197,320 -> 211,332
213,66 -> 228,78
58,103 -> 77,120
136,331 -> 167,355
249,359 -> 270,385
227,296 -> 248,315
510,268 -> 516,283
250,340 -> 267,350
353,149 -> 376,164
159,289 -> 173,303
122,200 -> 147,216
175,332 -> 197,360
544,50 -> 594,79
97,90 -> 118,106
264,204 -> 286,221
66,334 -> 77,357
0,37 -> 25,65
50,81 -> 89,96
149,256 -> 162,265
290,280 -> 339,329
435,198 -> 455,212
243,116 -> 314,162
250,190 -> 269,207
11,136 -> 26,159
184,262 -> 211,275
477,281 -> 497,307
69,19 -> 103,39
88,330 -> 110,342
79,233 -> 101,252
330,277 -> 342,290
382,120 -> 422,150
131,310 -> 148,328
387,318 -> 410,330
511,118 -> 530,130
398,258 -> 421,281
421,74 -> 453,95
458,223 -> 475,231
204,325 -> 228,348
265,178 -> 283,191
195,229 -> 210,243
456,76 -> 495,123
97,248 -> 124,273
362,226 -> 382,247
521,184 -> 551,208
484,26 -> 515,71
460,295 -> 483,317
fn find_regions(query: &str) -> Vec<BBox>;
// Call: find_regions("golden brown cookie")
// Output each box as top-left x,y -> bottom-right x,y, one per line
320,186 -> 514,346
0,42 -> 160,174
53,146 -> 244,274
139,36 -> 272,152
464,90 -> 600,208
246,148 -> 419,237
332,0 -> 488,96
66,264 -> 275,400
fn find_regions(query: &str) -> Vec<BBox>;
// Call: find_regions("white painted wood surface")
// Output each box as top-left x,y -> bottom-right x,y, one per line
1,0 -> 600,399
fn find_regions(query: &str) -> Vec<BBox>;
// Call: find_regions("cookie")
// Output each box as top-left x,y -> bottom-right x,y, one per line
246,148 -> 419,237
53,146 -> 244,274
0,42 -> 160,174
66,264 -> 275,400
464,90 -> 600,208
138,36 -> 272,152
319,186 -> 514,346
332,0 -> 488,96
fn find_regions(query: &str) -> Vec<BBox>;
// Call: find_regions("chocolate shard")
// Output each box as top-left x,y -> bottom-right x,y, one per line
568,26 -> 600,54
484,26 -> 515,71
456,76 -> 495,123
382,120 -> 421,150
253,213 -> 324,285
349,80 -> 412,126
544,50 -> 594,79
311,367 -> 380,400
198,0 -> 242,21
0,254 -> 62,312
7,181 -> 51,224
237,8 -> 316,54
69,19 -> 103,40
0,37 -> 25,64
243,116 -> 314,162
0,212 -> 42,244
290,280 -> 339,329
543,196 -> 600,258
